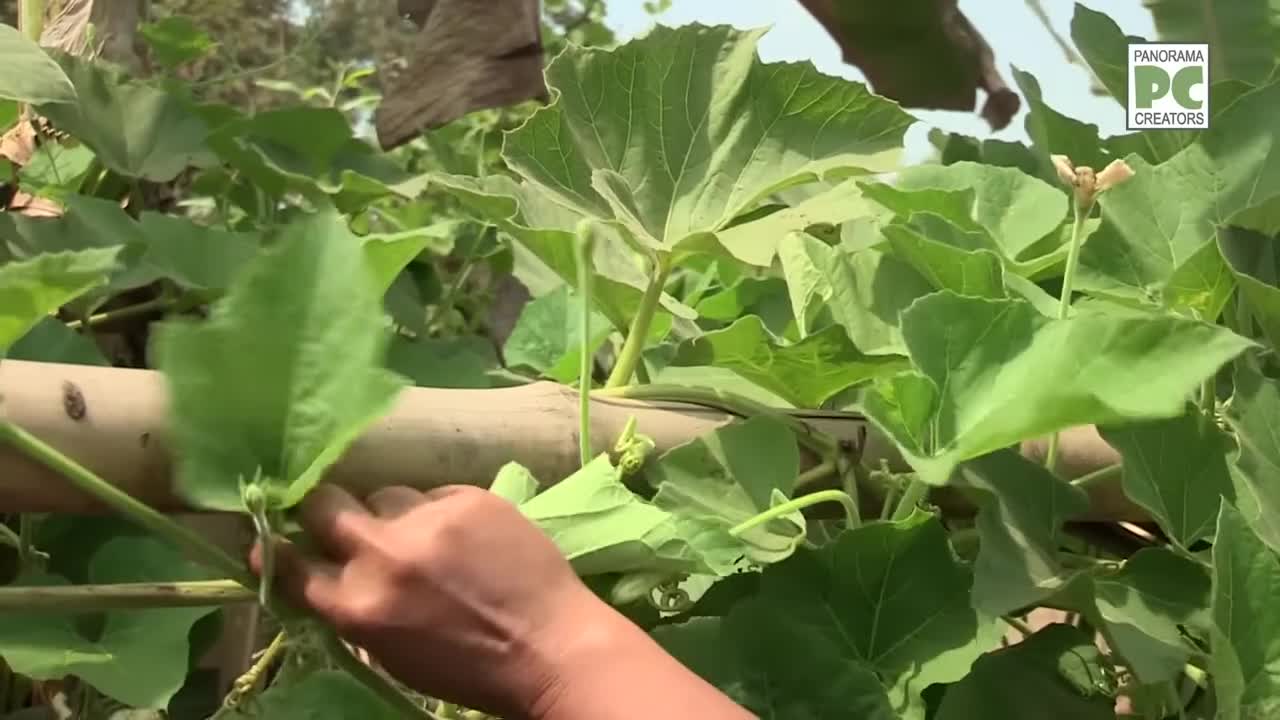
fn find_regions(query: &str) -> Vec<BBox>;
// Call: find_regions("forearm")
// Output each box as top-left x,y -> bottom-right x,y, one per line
526,598 -> 755,720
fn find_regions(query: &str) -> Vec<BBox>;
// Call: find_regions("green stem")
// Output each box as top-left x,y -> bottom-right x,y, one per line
1070,463 -> 1122,491
1046,200 -> 1091,473
575,221 -> 598,467
0,421 -> 254,586
17,514 -> 34,569
729,489 -> 858,537
878,482 -> 901,521
594,384 -> 838,457
604,256 -> 671,388
64,295 -> 181,331
794,460 -> 837,488
0,421 -> 439,720
19,0 -> 44,43
890,478 -> 929,522
0,580 -> 255,611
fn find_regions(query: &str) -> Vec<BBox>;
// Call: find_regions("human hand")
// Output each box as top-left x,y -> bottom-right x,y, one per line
248,483 -> 602,717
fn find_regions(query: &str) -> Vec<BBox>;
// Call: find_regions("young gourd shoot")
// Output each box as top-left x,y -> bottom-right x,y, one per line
0,3 -> 1278,719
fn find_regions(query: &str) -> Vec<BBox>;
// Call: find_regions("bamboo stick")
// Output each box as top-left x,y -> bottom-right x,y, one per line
0,359 -> 1137,520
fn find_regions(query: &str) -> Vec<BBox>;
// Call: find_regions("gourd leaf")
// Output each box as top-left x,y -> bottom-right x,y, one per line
1222,361 -> 1280,554
1220,227 -> 1280,352
859,292 -> 1253,486
153,208 -> 405,512
0,537 -> 220,709
933,624 -> 1116,720
957,449 -> 1090,616
648,416 -> 805,573
1099,411 -> 1236,549
386,335 -> 500,390
0,23 -> 76,104
0,248 -> 121,355
1143,0 -> 1278,83
670,315 -> 906,408
503,285 -> 614,383
233,670 -> 400,719
501,23 -> 913,258
655,511 -> 1003,720
1210,502 -> 1280,720
8,317 -> 109,366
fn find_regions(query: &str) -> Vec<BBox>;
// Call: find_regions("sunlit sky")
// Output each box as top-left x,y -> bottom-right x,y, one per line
604,1 -> 1156,163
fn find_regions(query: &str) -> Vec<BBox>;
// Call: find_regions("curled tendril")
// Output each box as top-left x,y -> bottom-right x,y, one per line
650,579 -> 693,613
613,416 -> 656,478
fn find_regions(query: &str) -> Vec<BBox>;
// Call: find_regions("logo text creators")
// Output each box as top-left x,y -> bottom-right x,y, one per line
1127,43 -> 1209,130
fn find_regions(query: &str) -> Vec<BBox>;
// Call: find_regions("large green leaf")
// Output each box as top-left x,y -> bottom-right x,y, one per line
933,624 -> 1116,720
1094,547 -> 1210,685
957,450 -> 1089,616
859,292 -> 1253,486
1144,0 -> 1278,83
502,23 -> 913,256
432,173 -> 688,332
655,614 -> 896,719
1211,502 -> 1280,720
1223,361 -> 1280,554
1080,79 -> 1280,301
0,24 -> 76,105
0,248 -> 121,354
881,222 -> 1006,297
515,455 -> 707,577
647,416 -> 804,574
503,285 -> 613,384
1100,411 -> 1235,548
0,537 -> 219,709
36,54 -> 213,182
820,243 -> 936,356
153,209 -> 405,512
670,315 -> 905,408
386,335 -> 499,389
715,178 -> 885,266
233,670 -> 399,719
661,511 -> 1001,720
8,317 -> 109,366
1221,227 -> 1280,351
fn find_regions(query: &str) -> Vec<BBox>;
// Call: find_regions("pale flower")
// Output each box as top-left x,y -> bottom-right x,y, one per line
1095,158 -> 1136,192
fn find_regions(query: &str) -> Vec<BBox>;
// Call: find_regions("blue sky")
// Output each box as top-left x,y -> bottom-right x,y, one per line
603,1 -> 1156,163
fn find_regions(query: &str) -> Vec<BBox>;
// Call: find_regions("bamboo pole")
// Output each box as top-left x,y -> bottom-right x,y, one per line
0,359 -> 1137,520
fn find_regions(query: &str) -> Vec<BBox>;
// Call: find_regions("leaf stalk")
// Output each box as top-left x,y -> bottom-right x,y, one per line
604,255 -> 671,388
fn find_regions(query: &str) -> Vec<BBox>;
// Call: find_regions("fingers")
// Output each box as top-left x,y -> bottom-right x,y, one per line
364,486 -> 427,519
299,484 -> 379,561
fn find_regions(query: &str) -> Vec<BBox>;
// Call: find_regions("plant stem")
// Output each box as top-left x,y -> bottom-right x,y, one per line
1046,200 -> 1090,473
729,489 -> 858,537
0,421 -> 254,586
594,384 -> 838,457
64,295 -> 180,331
0,422 -> 440,720
17,514 -> 34,569
794,460 -> 837,488
18,0 -> 43,43
1002,615 -> 1036,637
890,478 -> 929,522
575,222 -> 597,467
1070,463 -> 1122,491
604,256 -> 671,388
0,580 -> 255,610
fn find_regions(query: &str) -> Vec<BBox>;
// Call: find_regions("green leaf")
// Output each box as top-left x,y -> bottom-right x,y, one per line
0,24 -> 76,104
882,222 -> 1006,297
8,317 -> 108,366
516,455 -> 707,577
433,173 -> 688,331
859,292 -> 1253,486
1222,361 -> 1280,554
1014,68 -> 1113,179
18,143 -> 96,199
662,511 -> 1002,720
153,208 -> 405,512
239,670 -> 399,719
1068,5 -> 1131,103
957,449 -> 1090,616
0,248 -> 121,355
139,16 -> 218,69
824,246 -> 936,356
135,213 -> 260,294
503,285 -> 613,384
693,277 -> 795,338
671,315 -> 904,408
502,23 -> 913,256
360,225 -> 455,296
1211,502 -> 1280,720
934,624 -> 1117,720
777,231 -> 834,336
655,615 -> 896,720
1221,227 -> 1280,351
1144,0 -> 1278,83
387,335 -> 499,390
36,54 -> 212,182
0,537 -> 219,709
488,462 -> 541,506
1099,411 -> 1235,548
648,416 -> 803,573
1094,547 -> 1210,684
715,178 -> 884,266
